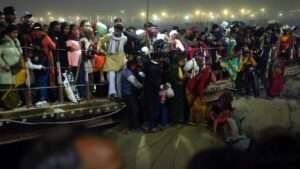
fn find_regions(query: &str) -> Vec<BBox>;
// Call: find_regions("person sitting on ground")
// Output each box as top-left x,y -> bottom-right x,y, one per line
210,91 -> 235,135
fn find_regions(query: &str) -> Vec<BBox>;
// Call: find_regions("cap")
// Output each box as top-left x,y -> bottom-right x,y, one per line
32,22 -> 42,31
23,11 -> 32,18
3,6 -> 16,15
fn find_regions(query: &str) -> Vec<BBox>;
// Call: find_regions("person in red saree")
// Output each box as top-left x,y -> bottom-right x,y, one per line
269,62 -> 284,97
186,58 -> 216,126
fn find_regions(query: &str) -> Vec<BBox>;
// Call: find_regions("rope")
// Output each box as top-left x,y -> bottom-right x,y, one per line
0,45 -> 290,52
0,82 -> 107,92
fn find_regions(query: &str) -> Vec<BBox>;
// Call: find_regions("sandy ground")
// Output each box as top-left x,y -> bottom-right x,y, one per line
102,126 -> 223,169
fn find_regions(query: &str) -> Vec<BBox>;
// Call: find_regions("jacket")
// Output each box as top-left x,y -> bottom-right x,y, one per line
0,35 -> 22,85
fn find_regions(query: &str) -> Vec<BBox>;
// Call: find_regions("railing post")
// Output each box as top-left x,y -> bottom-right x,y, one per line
25,65 -> 32,107
84,62 -> 91,101
56,50 -> 64,103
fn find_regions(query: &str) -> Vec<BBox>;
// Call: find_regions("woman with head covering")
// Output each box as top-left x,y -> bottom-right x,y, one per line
0,24 -> 22,109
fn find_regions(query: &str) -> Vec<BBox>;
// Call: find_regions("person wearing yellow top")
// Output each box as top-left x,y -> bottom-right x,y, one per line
236,49 -> 259,96
97,24 -> 127,99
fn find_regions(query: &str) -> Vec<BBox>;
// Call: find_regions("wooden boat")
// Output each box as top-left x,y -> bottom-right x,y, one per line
0,99 -> 125,145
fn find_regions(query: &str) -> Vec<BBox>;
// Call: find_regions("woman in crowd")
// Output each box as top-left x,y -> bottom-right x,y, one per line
58,22 -> 70,73
186,57 -> 216,126
67,24 -> 85,99
0,24 -> 22,109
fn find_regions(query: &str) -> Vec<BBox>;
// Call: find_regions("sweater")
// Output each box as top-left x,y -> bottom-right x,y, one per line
0,35 -> 22,85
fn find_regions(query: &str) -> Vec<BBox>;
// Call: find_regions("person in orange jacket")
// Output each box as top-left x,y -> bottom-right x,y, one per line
30,23 -> 56,106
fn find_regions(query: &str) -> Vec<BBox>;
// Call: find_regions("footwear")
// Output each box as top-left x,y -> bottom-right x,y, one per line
35,101 -> 49,108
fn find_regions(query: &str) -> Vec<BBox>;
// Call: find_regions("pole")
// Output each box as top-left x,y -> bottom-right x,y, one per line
146,0 -> 150,22
56,50 -> 64,103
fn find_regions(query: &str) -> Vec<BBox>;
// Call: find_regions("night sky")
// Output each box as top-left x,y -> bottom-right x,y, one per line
1,0 -> 300,16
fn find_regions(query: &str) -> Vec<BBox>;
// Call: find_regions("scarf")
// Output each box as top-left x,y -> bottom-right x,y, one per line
108,33 -> 126,54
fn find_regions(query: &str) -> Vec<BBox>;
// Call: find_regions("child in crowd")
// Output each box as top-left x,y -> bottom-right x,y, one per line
159,83 -> 174,129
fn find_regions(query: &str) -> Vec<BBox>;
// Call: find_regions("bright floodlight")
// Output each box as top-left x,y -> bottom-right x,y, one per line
58,17 -> 65,22
209,15 -> 215,20
184,15 -> 190,21
140,12 -> 146,17
240,8 -> 246,15
161,12 -> 167,17
223,9 -> 229,16
250,14 -> 256,18
152,14 -> 159,21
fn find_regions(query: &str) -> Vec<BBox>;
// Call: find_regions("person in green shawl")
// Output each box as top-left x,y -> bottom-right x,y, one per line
220,46 -> 241,81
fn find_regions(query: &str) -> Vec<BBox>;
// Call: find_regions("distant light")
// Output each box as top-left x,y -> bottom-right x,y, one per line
278,12 -> 283,17
161,12 -> 167,17
231,14 -> 236,19
39,17 -> 44,22
152,14 -> 160,21
184,15 -> 190,21
260,8 -> 265,13
58,17 -> 65,22
120,10 -> 125,14
140,12 -> 146,17
209,15 -> 215,20
47,12 -> 52,16
223,9 -> 229,16
195,10 -> 201,16
240,8 -> 246,15
250,14 -> 256,18
49,16 -> 54,21
76,16 -> 80,21
209,11 -> 214,16
201,12 -> 206,16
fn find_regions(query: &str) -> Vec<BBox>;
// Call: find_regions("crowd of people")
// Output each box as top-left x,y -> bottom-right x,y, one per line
0,6 -> 299,133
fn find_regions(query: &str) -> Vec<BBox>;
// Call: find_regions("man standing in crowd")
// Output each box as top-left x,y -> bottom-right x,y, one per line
0,6 -> 17,41
143,52 -> 162,132
3,6 -> 17,25
99,24 -> 127,99
31,23 -> 56,106
121,58 -> 143,133
18,12 -> 33,47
